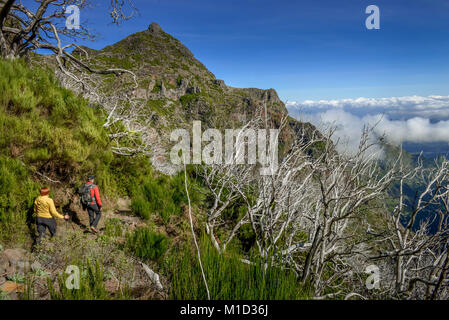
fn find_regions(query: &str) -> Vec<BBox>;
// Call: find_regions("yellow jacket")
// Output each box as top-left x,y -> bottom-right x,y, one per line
34,195 -> 64,219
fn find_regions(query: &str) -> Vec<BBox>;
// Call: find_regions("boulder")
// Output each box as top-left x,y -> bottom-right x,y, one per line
148,22 -> 162,34
186,86 -> 201,94
1,249 -> 30,275
116,198 -> 132,214
1,281 -> 24,293
1,249 -> 27,267
213,79 -> 226,88
17,261 -> 31,273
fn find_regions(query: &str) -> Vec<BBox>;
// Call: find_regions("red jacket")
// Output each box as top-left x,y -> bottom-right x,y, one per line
86,181 -> 102,207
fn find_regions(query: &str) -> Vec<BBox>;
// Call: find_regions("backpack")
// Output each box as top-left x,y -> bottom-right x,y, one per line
78,183 -> 95,207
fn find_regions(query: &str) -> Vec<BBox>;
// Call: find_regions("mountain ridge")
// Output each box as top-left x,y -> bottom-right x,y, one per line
39,21 -> 321,174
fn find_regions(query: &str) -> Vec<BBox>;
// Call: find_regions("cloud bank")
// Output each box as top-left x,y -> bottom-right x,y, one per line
286,95 -> 449,156
287,95 -> 449,121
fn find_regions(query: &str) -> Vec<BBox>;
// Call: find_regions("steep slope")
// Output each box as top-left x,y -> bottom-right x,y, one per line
70,22 -> 311,160
0,58 -> 313,300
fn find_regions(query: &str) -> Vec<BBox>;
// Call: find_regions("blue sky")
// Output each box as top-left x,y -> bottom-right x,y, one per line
43,0 -> 449,101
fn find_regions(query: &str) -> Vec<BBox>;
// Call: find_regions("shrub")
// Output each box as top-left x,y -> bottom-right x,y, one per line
0,59 -> 113,182
165,236 -> 312,300
0,156 -> 39,245
0,59 -> 159,244
126,227 -> 168,261
179,93 -> 200,107
104,218 -> 123,238
47,259 -> 130,300
130,170 -> 203,223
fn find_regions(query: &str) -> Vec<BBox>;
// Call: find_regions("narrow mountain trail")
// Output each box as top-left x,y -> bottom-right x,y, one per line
0,197 -> 169,300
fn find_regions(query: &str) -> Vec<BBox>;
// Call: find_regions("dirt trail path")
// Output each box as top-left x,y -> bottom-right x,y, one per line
1,197 -> 167,300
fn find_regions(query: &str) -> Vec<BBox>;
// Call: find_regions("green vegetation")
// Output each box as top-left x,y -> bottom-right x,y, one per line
104,218 -> 123,238
0,59 -> 160,245
179,92 -> 200,107
0,156 -> 39,244
0,59 -> 109,184
93,54 -> 134,70
166,236 -> 312,300
130,170 -> 203,223
126,227 -> 168,261
146,99 -> 168,115
47,259 -> 131,300
0,24 -> 320,300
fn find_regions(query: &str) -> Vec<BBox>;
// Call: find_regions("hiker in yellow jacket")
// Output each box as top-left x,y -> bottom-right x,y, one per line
34,187 -> 69,244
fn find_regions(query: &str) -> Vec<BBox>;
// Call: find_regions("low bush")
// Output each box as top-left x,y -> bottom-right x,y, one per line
130,169 -> 203,223
104,218 -> 123,238
125,227 -> 168,261
47,259 -> 130,300
0,156 -> 39,245
165,236 -> 312,300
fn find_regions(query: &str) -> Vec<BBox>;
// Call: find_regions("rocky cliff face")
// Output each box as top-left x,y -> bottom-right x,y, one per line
68,22 -> 314,171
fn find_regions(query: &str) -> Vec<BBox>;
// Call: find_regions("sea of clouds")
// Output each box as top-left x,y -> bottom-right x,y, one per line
286,95 -> 449,156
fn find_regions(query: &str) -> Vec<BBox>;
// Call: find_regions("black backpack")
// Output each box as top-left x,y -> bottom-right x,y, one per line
78,183 -> 95,207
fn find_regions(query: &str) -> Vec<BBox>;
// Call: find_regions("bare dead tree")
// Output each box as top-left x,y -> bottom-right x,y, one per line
295,127 -> 400,296
0,0 -> 136,60
237,122 -> 322,264
196,113 -> 263,251
0,1 -> 158,157
369,157 -> 449,299
197,114 -> 415,297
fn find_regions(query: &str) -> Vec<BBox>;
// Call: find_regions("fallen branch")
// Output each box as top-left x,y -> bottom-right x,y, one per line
140,262 -> 163,291
344,292 -> 367,300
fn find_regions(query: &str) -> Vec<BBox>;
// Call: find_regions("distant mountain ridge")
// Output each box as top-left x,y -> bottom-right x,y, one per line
65,22 -> 314,164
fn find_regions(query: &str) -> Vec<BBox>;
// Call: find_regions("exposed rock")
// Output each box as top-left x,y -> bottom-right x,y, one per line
31,261 -> 43,272
213,79 -> 226,88
147,79 -> 156,92
116,197 -> 132,214
186,86 -> 201,94
148,22 -> 162,35
132,88 -> 148,99
178,45 -> 194,58
0,254 -> 8,272
160,81 -> 167,98
1,281 -> 24,293
51,22 -> 314,176
1,249 -> 27,268
178,78 -> 189,90
238,87 -> 283,106
16,261 -> 31,273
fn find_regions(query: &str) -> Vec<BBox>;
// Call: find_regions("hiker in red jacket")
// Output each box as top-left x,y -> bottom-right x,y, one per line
84,175 -> 102,233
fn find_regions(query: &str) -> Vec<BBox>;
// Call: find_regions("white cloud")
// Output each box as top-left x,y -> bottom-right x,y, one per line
287,95 -> 449,156
287,94 -> 449,121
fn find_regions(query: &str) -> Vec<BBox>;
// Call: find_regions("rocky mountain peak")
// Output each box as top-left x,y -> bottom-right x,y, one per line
148,22 -> 163,34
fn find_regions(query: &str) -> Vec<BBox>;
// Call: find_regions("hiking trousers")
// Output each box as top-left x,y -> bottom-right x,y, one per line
87,204 -> 102,229
36,217 -> 57,244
